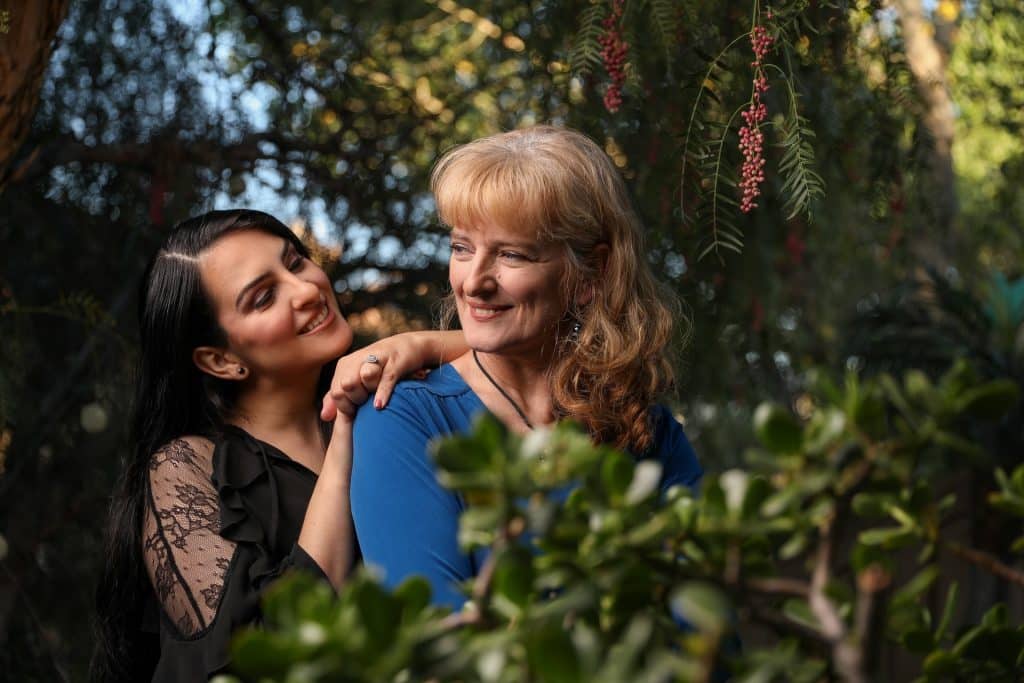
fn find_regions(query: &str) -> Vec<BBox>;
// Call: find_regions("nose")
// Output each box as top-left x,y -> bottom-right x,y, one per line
462,253 -> 497,298
289,273 -> 322,309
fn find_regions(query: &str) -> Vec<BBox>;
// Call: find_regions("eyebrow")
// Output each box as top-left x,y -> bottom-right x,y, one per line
234,240 -> 292,310
450,230 -> 537,250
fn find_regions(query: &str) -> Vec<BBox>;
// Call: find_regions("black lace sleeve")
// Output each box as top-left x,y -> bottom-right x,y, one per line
143,437 -> 236,637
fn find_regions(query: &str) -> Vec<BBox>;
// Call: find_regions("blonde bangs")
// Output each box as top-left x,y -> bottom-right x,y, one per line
431,143 -> 558,241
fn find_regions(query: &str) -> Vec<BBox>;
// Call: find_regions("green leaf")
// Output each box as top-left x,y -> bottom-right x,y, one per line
850,389 -> 887,438
953,379 -> 1019,419
393,576 -> 431,621
892,565 -> 939,606
740,475 -> 773,521
230,632 -> 294,678
1011,535 -> 1024,554
493,546 -> 535,608
922,650 -> 958,676
776,106 -> 825,221
702,477 -> 728,518
753,402 -> 803,453
525,624 -> 582,683
951,625 -> 985,657
568,3 -> 607,77
904,370 -> 933,402
852,492 -> 894,518
647,0 -> 680,71
781,598 -> 820,631
779,532 -> 809,560
352,579 -> 401,655
859,525 -> 917,549
434,434 -> 495,473
761,485 -> 802,517
852,544 -> 892,573
981,604 -> 1009,629
601,450 -> 635,502
670,582 -> 730,634
803,408 -> 847,453
934,582 -> 958,643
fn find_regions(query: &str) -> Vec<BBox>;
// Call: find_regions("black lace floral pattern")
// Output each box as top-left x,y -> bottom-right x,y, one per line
155,482 -> 219,550
143,437 -> 236,637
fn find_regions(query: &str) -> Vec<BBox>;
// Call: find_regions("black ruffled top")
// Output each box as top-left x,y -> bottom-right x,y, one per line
140,425 -> 329,682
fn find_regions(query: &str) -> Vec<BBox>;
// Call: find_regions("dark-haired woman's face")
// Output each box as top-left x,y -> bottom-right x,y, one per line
197,230 -> 352,380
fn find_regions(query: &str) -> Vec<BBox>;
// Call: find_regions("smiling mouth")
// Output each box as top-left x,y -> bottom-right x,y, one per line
469,305 -> 510,320
299,304 -> 331,334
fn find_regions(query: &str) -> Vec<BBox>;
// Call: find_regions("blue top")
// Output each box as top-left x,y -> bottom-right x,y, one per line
350,364 -> 703,608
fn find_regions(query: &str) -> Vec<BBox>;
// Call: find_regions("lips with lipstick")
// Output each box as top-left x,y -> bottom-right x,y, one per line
467,303 -> 512,321
299,301 -> 333,334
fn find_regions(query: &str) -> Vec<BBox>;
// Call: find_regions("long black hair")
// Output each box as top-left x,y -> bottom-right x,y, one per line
91,210 -> 312,682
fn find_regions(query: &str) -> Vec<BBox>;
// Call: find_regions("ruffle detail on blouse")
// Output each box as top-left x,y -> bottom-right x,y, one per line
211,426 -> 295,590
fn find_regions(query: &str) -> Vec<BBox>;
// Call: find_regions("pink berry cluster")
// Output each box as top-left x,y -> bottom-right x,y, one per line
600,0 -> 628,113
738,24 -> 774,213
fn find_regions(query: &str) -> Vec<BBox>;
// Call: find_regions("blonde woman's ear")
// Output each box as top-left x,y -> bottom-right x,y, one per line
192,346 -> 248,381
575,244 -> 610,308
593,243 -> 610,275
575,283 -> 595,308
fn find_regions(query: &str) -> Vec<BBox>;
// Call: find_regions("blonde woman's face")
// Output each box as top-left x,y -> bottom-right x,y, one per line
449,221 -> 568,362
197,230 -> 353,379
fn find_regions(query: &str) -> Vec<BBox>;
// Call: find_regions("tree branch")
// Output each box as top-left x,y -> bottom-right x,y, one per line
943,540 -> 1024,589
0,0 -> 72,191
890,0 -> 957,261
744,576 -> 810,599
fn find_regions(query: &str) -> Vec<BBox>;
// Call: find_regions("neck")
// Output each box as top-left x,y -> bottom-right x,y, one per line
455,349 -> 555,431
228,370 -> 323,446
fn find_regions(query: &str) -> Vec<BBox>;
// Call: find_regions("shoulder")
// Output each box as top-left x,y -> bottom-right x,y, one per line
646,405 -> 703,490
148,435 -> 217,482
390,364 -> 475,401
355,365 -> 476,435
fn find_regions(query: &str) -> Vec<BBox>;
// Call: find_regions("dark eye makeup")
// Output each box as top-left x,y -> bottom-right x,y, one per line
244,244 -> 308,310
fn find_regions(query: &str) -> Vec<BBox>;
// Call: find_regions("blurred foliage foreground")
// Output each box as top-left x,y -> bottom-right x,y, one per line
221,361 -> 1022,683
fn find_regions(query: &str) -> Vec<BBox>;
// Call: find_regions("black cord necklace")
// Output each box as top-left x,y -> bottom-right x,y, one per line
472,349 -> 534,429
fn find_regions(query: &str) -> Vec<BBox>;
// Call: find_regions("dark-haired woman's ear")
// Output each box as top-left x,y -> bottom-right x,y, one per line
192,346 -> 249,381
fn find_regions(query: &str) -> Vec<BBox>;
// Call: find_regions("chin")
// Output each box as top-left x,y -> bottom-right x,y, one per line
466,338 -> 516,356
327,326 -> 355,357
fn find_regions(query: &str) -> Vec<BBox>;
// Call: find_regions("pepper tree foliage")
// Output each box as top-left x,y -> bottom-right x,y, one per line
224,362 -> 1022,682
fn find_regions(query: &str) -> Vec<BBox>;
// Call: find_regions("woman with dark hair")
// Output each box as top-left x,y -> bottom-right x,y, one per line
92,209 -> 464,682
350,126 -> 703,608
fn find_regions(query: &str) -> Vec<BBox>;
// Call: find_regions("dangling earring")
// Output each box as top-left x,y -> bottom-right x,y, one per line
569,320 -> 582,344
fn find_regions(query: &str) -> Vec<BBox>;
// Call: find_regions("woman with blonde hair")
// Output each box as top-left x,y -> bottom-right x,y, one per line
351,126 -> 702,607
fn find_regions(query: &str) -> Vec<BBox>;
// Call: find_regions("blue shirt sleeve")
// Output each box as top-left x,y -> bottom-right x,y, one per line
350,390 -> 472,609
649,405 -> 703,492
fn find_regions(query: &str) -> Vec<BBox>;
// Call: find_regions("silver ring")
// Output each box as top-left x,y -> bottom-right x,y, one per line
364,354 -> 381,365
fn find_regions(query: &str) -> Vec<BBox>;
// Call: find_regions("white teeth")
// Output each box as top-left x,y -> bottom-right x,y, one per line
300,306 -> 328,334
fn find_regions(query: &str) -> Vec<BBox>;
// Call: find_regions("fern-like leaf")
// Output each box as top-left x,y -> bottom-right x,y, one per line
569,2 -> 607,77
58,291 -> 114,328
645,0 -> 680,72
777,109 -> 824,222
679,31 -> 749,226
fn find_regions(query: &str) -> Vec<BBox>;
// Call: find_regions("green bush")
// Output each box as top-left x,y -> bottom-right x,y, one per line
222,363 -> 1023,682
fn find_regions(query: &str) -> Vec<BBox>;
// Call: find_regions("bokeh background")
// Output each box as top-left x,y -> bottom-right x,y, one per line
1,0 -> 1022,679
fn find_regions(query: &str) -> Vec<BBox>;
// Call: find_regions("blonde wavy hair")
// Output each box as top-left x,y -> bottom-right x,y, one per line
431,126 -> 686,453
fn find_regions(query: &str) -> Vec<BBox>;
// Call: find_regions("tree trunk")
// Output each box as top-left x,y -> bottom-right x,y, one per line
891,0 -> 958,267
0,0 -> 71,192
